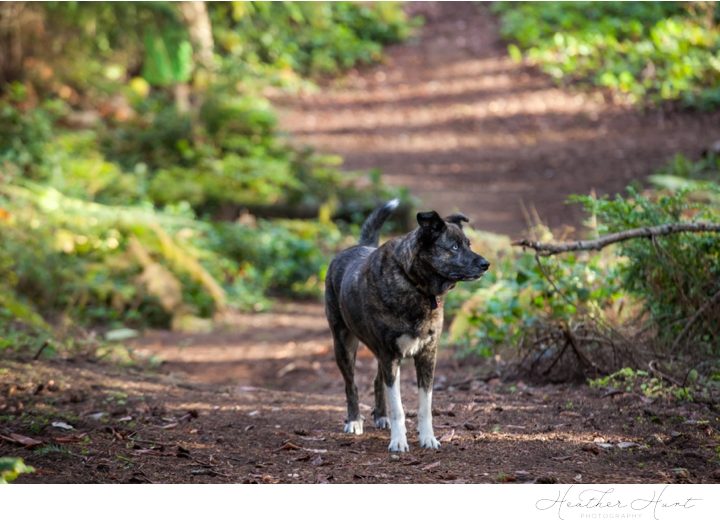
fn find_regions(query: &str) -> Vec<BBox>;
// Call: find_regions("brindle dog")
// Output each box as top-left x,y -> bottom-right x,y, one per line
324,199 -> 490,451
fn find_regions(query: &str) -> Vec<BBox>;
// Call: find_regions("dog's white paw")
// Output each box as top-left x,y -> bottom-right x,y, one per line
374,416 -> 391,429
344,419 -> 364,435
419,434 -> 441,450
388,436 -> 410,452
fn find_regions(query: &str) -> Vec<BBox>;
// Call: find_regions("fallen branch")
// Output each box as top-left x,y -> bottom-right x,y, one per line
601,389 -> 625,398
563,325 -> 603,376
512,222 -> 720,256
540,338 -> 569,377
648,360 -> 682,387
32,340 -> 50,360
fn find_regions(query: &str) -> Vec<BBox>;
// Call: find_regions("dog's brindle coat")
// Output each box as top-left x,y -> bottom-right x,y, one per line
325,200 -> 490,451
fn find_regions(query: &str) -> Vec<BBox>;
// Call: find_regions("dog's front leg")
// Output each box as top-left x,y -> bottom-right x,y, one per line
383,359 -> 409,452
415,350 -> 440,449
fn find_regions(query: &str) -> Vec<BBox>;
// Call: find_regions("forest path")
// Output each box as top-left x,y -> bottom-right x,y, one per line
4,301 -> 718,483
274,2 -> 720,236
3,2 -> 719,484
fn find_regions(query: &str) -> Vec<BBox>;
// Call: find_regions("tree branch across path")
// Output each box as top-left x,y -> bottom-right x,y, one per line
512,222 -> 720,256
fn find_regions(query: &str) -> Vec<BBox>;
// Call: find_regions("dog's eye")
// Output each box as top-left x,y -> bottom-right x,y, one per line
451,244 -> 459,251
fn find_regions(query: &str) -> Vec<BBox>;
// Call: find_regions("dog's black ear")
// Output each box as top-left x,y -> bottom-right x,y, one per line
417,211 -> 446,242
445,213 -> 469,228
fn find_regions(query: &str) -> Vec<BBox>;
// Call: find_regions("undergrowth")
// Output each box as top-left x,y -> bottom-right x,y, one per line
494,2 -> 720,109
0,2 -> 416,354
449,153 -> 720,389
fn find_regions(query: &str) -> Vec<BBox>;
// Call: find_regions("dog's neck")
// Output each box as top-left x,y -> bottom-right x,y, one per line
392,231 -> 446,308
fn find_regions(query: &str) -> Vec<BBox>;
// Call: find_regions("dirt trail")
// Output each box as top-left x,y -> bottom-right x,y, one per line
3,301 -> 719,484
275,2 -> 720,236
2,2 -> 719,484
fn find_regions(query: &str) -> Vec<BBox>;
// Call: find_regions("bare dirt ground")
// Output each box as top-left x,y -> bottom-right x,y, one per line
2,302 -> 719,484
2,2 -> 720,484
274,2 -> 720,236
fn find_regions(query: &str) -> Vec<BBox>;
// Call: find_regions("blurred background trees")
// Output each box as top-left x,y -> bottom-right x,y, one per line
0,1 -> 413,346
1,2 -> 719,388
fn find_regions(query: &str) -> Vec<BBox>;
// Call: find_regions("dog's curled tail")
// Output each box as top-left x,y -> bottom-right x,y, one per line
359,198 -> 400,247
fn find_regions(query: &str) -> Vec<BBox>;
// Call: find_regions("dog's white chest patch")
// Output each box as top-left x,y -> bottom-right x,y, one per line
396,334 -> 422,357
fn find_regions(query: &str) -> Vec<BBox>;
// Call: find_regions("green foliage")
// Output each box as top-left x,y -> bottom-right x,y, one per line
211,2 -> 414,80
0,93 -> 65,174
100,89 -> 402,216
0,1 -> 413,346
42,2 -> 194,91
574,182 -> 720,350
589,367 -> 694,401
656,152 -> 720,182
102,99 -> 194,173
0,457 -> 35,484
493,2 -> 720,109
452,154 -> 720,358
142,24 -> 193,87
448,230 -> 622,356
0,97 -> 355,334
8,1 -> 414,218
0,178 -> 345,331
30,2 -> 414,99
210,219 -> 343,299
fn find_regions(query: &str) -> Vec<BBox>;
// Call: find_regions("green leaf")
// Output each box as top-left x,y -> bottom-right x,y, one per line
0,457 -> 35,484
142,24 -> 193,86
508,44 -> 523,63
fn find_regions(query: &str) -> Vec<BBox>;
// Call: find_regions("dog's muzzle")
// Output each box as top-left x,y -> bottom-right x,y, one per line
462,257 -> 490,281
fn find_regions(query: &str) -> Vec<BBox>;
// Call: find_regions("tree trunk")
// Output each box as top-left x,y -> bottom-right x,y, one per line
178,1 -> 215,75
0,3 -> 41,87
176,2 -> 214,123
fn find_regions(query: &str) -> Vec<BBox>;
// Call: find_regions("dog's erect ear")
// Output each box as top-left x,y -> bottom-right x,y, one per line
417,211 -> 446,242
445,213 -> 469,228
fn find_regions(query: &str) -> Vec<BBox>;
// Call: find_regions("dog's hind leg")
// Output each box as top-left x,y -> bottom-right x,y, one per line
414,350 -> 440,449
372,364 -> 390,429
332,326 -> 363,434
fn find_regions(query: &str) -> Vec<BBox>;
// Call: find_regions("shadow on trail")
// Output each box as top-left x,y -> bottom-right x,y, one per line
276,2 -> 720,236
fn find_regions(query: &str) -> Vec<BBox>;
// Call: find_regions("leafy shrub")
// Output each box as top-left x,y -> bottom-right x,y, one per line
574,183 -> 720,351
30,2 -> 414,100
0,457 -> 35,484
211,219 -> 344,298
589,367 -> 694,401
0,178 -> 347,334
0,92 -> 65,174
448,228 -> 623,357
451,156 -> 720,362
100,89 -> 406,218
38,2 -> 194,95
211,2 -> 414,80
494,2 -> 720,109
102,98 -> 195,173
0,1 -> 414,347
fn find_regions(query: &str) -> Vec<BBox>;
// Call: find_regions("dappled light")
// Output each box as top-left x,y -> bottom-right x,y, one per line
1,1 -> 719,485
277,3 -> 720,236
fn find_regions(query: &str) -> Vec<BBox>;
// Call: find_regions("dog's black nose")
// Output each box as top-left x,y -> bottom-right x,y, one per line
478,258 -> 490,271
